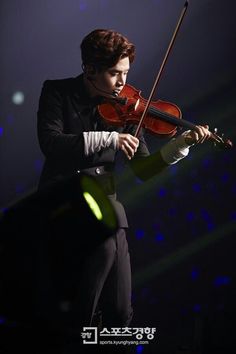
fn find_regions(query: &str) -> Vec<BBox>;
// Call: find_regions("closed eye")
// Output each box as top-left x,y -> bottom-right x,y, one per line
109,70 -> 129,76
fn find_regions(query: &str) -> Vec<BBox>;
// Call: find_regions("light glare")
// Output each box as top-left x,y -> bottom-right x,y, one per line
12,91 -> 24,105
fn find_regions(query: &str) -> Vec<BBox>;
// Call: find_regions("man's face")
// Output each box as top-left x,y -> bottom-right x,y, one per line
94,56 -> 130,97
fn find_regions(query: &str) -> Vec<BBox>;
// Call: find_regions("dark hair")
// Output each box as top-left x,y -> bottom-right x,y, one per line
80,29 -> 135,71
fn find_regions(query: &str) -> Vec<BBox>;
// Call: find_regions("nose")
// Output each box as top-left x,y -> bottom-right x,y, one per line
117,73 -> 126,87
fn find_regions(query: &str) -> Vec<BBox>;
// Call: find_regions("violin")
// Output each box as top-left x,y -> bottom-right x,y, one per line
98,1 -> 232,150
98,84 -> 233,150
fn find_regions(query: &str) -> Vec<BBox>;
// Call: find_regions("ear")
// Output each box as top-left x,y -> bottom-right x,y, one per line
84,64 -> 97,79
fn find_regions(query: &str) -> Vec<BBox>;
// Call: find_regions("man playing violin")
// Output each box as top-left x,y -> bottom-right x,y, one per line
37,28 -> 211,351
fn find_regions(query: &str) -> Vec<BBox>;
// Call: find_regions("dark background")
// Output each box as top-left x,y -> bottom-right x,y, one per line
0,1 -> 236,353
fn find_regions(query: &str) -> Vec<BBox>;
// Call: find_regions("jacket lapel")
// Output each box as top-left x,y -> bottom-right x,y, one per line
70,75 -> 93,131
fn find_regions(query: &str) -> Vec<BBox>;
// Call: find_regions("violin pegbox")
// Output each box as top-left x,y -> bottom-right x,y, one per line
212,127 -> 233,149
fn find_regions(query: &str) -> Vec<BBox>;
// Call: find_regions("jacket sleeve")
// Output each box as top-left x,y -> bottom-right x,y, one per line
37,80 -> 85,163
126,125 -> 169,181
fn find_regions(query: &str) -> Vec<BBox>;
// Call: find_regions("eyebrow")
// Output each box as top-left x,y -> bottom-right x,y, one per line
108,68 -> 130,73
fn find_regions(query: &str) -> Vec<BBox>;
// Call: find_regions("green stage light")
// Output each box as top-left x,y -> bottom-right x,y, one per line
83,192 -> 103,221
80,174 -> 117,230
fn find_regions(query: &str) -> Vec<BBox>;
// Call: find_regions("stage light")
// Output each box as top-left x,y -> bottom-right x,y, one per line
79,173 -> 117,230
12,91 -> 24,105
83,192 -> 102,220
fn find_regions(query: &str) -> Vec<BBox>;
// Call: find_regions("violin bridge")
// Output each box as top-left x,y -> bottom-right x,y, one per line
134,98 -> 140,111
127,98 -> 140,114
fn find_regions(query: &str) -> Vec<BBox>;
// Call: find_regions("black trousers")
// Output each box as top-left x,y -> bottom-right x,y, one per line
72,228 -> 133,329
0,227 -> 133,354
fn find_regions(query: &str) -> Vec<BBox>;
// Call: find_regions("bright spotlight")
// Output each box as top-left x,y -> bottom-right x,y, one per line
12,91 -> 24,105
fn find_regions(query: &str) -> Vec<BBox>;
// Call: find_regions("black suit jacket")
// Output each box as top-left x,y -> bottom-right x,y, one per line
37,74 -> 167,227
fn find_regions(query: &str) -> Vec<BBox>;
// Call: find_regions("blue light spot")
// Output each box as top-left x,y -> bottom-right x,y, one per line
0,207 -> 8,214
201,208 -> 211,221
213,276 -> 231,287
191,267 -> 199,280
158,187 -> 167,197
34,159 -> 43,173
192,183 -> 201,193
6,115 -> 14,125
0,316 -> 6,325
193,304 -> 201,312
207,222 -> 215,231
221,173 -> 229,183
168,207 -> 177,217
79,0 -> 87,11
169,164 -> 178,175
231,211 -> 236,220
155,233 -> 164,241
135,177 -> 143,184
202,158 -> 211,168
186,211 -> 195,221
136,344 -> 144,353
135,229 -> 145,239
0,127 -> 3,137
15,184 -> 25,194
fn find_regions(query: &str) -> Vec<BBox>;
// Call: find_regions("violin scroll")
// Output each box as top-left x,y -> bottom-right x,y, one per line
212,128 -> 233,150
